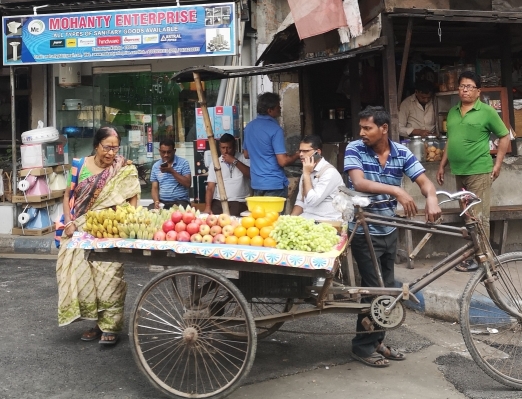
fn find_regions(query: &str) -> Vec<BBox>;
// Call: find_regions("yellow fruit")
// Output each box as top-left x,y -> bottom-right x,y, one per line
247,226 -> 260,238
260,226 -> 274,239
250,236 -> 264,246
265,212 -> 279,223
255,217 -> 270,229
237,236 -> 251,245
251,206 -> 266,219
263,237 -> 277,248
234,226 -> 247,238
241,216 -> 256,229
225,236 -> 239,245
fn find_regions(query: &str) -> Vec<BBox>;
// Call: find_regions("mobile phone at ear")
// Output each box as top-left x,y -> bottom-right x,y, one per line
312,151 -> 321,162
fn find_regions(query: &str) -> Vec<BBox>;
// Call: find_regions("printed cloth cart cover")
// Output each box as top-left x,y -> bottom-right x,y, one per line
68,232 -> 348,272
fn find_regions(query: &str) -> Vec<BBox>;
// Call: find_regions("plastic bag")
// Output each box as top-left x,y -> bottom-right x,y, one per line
332,189 -> 371,222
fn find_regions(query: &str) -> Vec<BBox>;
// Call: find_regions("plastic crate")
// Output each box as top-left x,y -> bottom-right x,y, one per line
236,271 -> 313,299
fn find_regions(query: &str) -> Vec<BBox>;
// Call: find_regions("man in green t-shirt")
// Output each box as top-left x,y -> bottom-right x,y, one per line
437,71 -> 510,271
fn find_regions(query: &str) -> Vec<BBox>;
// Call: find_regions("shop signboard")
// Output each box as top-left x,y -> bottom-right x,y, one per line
2,2 -> 236,65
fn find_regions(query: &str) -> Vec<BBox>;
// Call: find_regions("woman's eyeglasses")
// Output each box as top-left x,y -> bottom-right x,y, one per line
100,145 -> 120,153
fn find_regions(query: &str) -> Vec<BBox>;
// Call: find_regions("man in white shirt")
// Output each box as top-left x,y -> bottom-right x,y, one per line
204,133 -> 251,216
291,135 -> 344,221
398,80 -> 436,139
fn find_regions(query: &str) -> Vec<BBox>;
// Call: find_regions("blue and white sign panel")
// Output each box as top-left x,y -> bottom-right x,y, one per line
2,3 -> 236,65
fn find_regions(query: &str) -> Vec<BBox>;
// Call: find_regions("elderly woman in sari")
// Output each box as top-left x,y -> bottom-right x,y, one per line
56,127 -> 141,345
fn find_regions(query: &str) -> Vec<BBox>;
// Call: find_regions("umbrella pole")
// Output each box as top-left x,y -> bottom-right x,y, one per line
193,72 -> 230,215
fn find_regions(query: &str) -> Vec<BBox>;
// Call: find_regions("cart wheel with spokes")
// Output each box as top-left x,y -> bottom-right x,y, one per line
129,266 -> 257,399
460,252 -> 522,390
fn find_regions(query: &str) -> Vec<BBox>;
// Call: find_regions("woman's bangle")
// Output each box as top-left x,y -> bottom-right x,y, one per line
64,221 -> 76,229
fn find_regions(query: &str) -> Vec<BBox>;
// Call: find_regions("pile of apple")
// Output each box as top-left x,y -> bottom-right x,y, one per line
153,209 -> 237,244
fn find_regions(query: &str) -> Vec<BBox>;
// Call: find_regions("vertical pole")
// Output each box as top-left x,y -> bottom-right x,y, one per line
381,16 -> 399,143
10,67 -> 17,226
193,72 -> 230,215
397,18 -> 413,107
349,58 -> 361,139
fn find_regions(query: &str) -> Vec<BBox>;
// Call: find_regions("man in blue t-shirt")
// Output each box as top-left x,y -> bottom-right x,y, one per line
243,92 -> 299,199
344,106 -> 441,368
150,138 -> 192,209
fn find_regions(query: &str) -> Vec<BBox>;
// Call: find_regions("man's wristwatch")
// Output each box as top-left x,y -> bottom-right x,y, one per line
232,159 -> 238,166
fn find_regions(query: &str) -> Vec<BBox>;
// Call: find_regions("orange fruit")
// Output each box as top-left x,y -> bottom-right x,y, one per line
260,226 -> 274,239
246,226 -> 260,238
265,211 -> 279,223
234,226 -> 247,238
241,216 -> 256,229
263,237 -> 277,248
251,206 -> 266,219
255,217 -> 270,229
225,236 -> 238,245
237,236 -> 251,246
250,236 -> 264,246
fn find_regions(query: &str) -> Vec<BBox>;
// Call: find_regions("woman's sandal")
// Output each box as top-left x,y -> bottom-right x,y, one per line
376,343 -> 406,361
81,325 -> 102,342
99,332 -> 120,346
351,351 -> 390,368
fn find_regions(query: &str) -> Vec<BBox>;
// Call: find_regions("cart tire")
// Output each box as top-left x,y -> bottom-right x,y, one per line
129,266 -> 257,399
460,252 -> 522,390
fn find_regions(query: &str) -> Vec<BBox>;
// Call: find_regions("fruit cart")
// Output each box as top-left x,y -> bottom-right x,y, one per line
68,231 -> 355,399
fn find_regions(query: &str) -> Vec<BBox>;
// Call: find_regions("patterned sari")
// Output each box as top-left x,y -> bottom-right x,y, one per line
56,156 -> 141,332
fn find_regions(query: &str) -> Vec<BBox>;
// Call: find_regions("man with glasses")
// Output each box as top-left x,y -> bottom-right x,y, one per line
243,93 -> 300,204
398,80 -> 436,139
437,71 -> 510,272
204,133 -> 250,216
150,138 -> 191,210
291,135 -> 343,220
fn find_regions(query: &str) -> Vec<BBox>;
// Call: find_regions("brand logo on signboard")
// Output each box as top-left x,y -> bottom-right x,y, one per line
66,39 -> 77,47
50,39 -> 65,48
78,38 -> 95,47
143,34 -> 159,44
97,36 -> 121,46
28,20 -> 45,35
122,35 -> 141,45
160,34 -> 182,42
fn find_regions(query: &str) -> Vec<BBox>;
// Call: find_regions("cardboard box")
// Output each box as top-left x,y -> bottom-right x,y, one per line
21,143 -> 65,168
196,106 -> 239,140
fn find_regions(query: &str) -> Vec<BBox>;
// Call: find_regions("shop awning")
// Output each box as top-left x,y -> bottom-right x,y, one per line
172,37 -> 385,83
389,8 -> 522,23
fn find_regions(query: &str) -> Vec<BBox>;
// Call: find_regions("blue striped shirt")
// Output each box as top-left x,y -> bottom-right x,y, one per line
344,139 -> 425,235
150,155 -> 191,202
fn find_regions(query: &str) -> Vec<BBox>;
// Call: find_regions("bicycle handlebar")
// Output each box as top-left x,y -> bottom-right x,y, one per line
436,190 -> 482,216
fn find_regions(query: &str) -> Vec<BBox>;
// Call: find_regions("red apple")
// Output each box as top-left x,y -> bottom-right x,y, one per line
190,233 -> 203,243
213,234 -> 226,244
166,231 -> 178,241
202,234 -> 213,243
153,230 -> 166,241
175,221 -> 187,233
218,213 -> 231,227
206,214 -> 219,227
210,225 -> 222,237
193,218 -> 203,226
171,210 -> 183,224
182,211 -> 195,225
199,224 -> 211,236
230,218 -> 240,228
222,225 -> 235,237
186,222 -> 200,235
162,220 -> 175,233
177,231 -> 191,242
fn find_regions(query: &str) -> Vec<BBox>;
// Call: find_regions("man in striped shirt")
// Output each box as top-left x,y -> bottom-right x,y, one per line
344,106 -> 440,368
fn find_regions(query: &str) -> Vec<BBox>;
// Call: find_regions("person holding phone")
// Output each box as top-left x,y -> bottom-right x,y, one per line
150,138 -> 191,209
291,135 -> 344,220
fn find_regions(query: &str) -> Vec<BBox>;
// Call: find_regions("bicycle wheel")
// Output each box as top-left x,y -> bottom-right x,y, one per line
219,297 -> 295,341
129,266 -> 257,399
460,252 -> 522,389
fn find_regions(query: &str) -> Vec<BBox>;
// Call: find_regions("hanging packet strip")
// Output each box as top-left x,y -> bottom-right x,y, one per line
54,158 -> 85,248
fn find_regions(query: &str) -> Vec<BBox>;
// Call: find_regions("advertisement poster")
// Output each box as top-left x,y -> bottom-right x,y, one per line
3,2 -> 235,65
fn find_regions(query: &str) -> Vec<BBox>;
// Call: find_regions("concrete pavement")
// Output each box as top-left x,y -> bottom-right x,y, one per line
0,231 -> 471,322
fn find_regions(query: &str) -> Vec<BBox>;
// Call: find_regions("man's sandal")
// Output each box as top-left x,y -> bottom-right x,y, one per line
376,343 -> 406,361
351,352 -> 390,368
99,332 -> 120,346
80,325 -> 102,342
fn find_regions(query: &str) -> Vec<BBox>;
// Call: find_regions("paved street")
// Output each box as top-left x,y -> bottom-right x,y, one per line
1,258 -> 521,399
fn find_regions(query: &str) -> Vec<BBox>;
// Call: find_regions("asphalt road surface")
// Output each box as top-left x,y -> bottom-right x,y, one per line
0,258 -> 521,399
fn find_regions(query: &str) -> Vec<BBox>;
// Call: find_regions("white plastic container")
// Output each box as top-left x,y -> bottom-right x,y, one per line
21,121 -> 59,145
0,204 -> 15,234
64,99 -> 82,110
